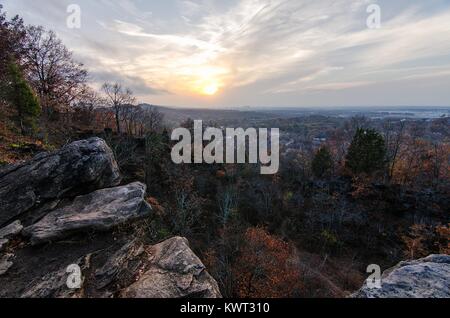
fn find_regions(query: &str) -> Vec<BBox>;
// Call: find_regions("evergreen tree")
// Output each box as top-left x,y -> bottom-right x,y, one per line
345,128 -> 386,175
312,147 -> 333,178
6,62 -> 41,134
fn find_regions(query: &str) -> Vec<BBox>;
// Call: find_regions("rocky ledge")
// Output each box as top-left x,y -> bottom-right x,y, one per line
0,138 -> 121,227
0,138 -> 221,298
353,255 -> 450,298
24,182 -> 152,245
121,237 -> 221,298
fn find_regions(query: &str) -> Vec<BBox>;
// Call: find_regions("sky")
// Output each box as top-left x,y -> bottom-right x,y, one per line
2,0 -> 450,108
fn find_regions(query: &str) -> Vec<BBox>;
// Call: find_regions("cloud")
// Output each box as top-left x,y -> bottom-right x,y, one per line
2,0 -> 450,107
89,69 -> 170,97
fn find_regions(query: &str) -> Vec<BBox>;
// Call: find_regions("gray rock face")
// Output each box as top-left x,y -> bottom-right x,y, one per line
121,237 -> 222,298
0,220 -> 23,253
21,237 -> 221,299
0,239 -> 8,252
95,240 -> 145,290
353,255 -> 450,298
0,254 -> 14,276
21,254 -> 91,298
0,138 -> 121,227
23,182 -> 152,245
0,221 -> 23,239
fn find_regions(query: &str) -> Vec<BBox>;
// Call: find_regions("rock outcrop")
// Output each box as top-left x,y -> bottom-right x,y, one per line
0,220 -> 23,239
121,237 -> 222,298
0,253 -> 13,276
0,138 -> 221,298
0,138 -> 121,227
353,255 -> 450,298
0,220 -> 23,253
24,182 -> 152,245
0,239 -> 7,252
20,254 -> 92,298
94,239 -> 146,291
21,237 -> 221,298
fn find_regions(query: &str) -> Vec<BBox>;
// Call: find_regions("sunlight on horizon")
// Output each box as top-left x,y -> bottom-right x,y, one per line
202,82 -> 219,96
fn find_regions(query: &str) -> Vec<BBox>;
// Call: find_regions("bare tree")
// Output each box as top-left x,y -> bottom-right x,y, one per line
117,106 -> 164,137
22,26 -> 88,114
71,88 -> 104,128
102,83 -> 136,134
383,120 -> 406,182
120,104 -> 138,135
430,142 -> 448,190
142,106 -> 164,134
217,186 -> 238,226
0,5 -> 26,82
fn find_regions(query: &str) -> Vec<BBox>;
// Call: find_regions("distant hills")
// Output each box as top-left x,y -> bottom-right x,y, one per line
139,104 -> 449,126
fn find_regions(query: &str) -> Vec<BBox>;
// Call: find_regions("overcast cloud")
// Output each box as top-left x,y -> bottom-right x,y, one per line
2,0 -> 450,108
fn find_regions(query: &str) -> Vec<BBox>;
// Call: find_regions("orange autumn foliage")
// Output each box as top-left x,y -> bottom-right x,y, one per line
435,224 -> 450,255
216,170 -> 226,178
233,227 -> 302,298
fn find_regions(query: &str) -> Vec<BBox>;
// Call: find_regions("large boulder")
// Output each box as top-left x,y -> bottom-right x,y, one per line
353,255 -> 450,298
0,138 -> 121,227
20,237 -> 221,298
121,237 -> 222,298
23,182 -> 152,245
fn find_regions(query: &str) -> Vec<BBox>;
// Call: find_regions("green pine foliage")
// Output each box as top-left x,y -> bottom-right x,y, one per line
345,128 -> 386,175
5,62 -> 41,134
312,147 -> 334,178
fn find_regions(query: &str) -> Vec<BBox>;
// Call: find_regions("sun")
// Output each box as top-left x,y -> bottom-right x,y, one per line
202,82 -> 219,96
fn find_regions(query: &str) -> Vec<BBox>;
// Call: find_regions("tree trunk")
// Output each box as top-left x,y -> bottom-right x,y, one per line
115,107 -> 121,134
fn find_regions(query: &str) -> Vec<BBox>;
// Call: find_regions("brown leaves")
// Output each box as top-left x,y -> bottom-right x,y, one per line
402,223 -> 450,260
232,227 -> 302,298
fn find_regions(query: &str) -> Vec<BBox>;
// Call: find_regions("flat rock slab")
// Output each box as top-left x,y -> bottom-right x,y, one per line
0,239 -> 8,252
121,237 -> 222,298
24,182 -> 152,245
0,138 -> 121,227
0,220 -> 23,239
353,255 -> 450,298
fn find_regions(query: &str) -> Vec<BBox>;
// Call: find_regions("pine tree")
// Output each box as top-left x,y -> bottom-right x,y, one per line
6,62 -> 41,134
312,147 -> 334,178
345,128 -> 386,175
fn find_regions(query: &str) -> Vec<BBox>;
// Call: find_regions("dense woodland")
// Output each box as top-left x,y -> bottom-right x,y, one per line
1,6 -> 449,297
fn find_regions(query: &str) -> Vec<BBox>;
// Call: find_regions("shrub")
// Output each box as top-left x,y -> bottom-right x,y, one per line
233,227 -> 302,298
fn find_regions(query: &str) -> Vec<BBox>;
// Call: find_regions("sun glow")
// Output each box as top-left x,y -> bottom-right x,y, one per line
173,65 -> 228,96
202,82 -> 219,95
